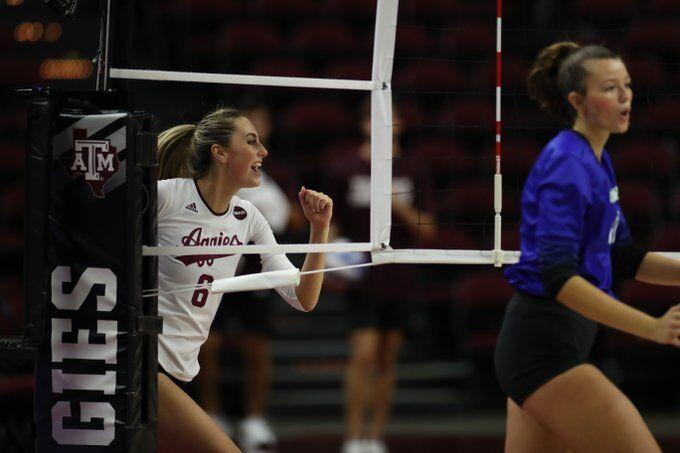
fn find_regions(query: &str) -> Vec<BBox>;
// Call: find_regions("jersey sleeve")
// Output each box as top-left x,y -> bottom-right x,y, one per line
249,205 -> 303,311
536,153 -> 592,297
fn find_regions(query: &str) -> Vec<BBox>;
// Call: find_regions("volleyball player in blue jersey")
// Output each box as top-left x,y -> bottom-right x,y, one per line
495,42 -> 680,452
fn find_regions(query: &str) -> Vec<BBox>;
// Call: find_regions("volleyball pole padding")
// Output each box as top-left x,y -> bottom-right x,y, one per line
31,91 -> 161,453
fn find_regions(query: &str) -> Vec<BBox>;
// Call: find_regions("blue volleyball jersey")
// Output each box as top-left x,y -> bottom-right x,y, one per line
505,129 -> 633,297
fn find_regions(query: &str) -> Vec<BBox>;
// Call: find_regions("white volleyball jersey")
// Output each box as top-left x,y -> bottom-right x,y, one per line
156,178 -> 301,382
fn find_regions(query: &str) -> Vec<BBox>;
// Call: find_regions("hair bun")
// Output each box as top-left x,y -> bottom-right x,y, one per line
527,42 -> 581,124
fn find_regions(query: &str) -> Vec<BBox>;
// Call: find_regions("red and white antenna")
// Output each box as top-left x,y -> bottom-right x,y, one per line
493,0 -> 504,266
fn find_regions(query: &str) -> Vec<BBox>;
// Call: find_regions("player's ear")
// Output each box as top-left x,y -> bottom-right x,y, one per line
211,144 -> 229,164
567,91 -> 585,117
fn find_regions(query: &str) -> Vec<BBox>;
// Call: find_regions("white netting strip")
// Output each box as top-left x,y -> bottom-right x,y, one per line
110,68 -> 379,91
141,262 -> 379,298
142,242 -> 374,256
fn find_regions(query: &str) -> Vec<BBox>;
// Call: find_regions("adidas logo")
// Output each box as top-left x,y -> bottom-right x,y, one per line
185,202 -> 198,213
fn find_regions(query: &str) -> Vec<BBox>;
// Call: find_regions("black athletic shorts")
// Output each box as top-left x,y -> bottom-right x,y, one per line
158,364 -> 188,389
494,291 -> 598,406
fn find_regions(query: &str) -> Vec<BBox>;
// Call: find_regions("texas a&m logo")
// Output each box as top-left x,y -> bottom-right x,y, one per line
65,129 -> 120,198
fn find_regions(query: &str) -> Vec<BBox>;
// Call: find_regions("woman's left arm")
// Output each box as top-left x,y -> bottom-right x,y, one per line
636,252 -> 680,286
295,187 -> 333,311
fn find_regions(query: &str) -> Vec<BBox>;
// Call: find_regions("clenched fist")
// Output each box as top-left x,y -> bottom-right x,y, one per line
298,186 -> 333,228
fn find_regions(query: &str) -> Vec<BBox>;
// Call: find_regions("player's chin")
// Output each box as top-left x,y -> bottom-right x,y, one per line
609,120 -> 630,134
612,123 -> 630,134
245,175 -> 261,187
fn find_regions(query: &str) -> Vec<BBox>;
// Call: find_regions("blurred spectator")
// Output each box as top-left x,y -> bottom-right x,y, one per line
327,100 -> 436,453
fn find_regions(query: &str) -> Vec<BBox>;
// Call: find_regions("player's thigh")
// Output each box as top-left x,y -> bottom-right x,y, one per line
157,373 -> 241,453
348,328 -> 380,365
523,364 -> 660,453
505,398 -> 568,453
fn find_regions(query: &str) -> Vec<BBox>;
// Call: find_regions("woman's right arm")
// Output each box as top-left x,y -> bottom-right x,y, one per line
557,276 -> 680,347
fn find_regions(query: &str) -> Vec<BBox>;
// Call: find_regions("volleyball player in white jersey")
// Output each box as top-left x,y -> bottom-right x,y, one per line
155,107 -> 333,453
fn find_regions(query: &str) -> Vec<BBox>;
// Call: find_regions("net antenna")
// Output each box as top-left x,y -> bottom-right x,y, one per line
45,0 -> 111,90
110,0 -> 521,267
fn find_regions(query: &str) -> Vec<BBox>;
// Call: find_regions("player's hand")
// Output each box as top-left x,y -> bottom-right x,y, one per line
298,186 -> 333,228
652,304 -> 680,347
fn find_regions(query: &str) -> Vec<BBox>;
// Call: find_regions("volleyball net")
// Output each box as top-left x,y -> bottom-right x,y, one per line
108,0 -> 518,269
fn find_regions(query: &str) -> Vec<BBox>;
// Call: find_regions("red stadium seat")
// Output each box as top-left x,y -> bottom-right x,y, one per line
502,189 -> 522,222
248,0 -> 318,20
626,60 -> 668,91
612,140 -> 676,181
442,182 -> 521,221
574,0 -> 636,17
0,226 -> 22,257
281,99 -> 354,135
500,138 -> 540,177
393,61 -> 465,91
182,33 -> 218,58
437,226 -> 477,249
0,113 -> 24,134
394,102 -> 430,127
291,22 -> 360,56
455,271 -> 513,310
1,181 -> 24,221
440,183 -> 493,222
249,58 -> 310,78
636,99 -> 680,130
0,375 -> 33,396
649,224 -> 680,251
0,142 -> 24,174
0,23 -> 12,53
172,0 -> 239,15
672,190 -> 680,220
215,23 -> 283,56
0,58 -> 41,85
474,59 -> 530,91
324,0 -> 377,22
0,276 -> 23,335
322,138 -> 363,167
617,181 -> 661,224
455,271 -> 513,351
504,105 -> 555,130
501,228 -> 520,251
624,20 -> 680,55
440,101 -> 495,127
410,138 -> 476,177
400,0 -> 459,22
439,24 -> 495,57
621,280 -> 680,313
443,1 -> 499,18
395,26 -> 434,56
323,59 -> 371,80
647,0 -> 680,14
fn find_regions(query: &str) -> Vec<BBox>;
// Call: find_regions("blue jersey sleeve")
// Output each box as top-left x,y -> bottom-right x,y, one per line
536,153 -> 592,296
